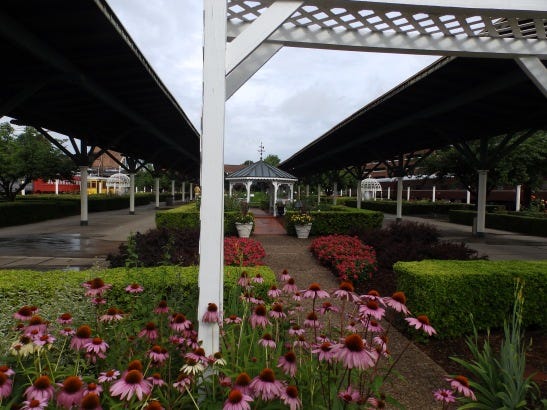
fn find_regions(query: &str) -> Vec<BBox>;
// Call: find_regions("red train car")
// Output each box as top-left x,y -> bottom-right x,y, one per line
33,178 -> 80,194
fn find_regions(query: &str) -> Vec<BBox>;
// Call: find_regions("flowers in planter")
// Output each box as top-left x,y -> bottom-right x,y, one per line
234,211 -> 255,224
288,212 -> 313,225
310,234 -> 377,287
224,237 -> 266,266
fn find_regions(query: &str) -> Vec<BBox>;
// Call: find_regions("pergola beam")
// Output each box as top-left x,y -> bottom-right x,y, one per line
516,57 -> 547,97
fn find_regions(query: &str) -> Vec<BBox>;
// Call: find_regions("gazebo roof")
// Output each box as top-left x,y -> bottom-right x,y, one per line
226,160 -> 298,182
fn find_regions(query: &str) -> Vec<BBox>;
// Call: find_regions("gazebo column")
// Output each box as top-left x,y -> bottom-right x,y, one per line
333,182 -> 338,205
476,170 -> 488,237
466,190 -> 471,204
228,182 -> 233,197
432,185 -> 436,202
154,177 -> 160,209
289,183 -> 294,202
129,173 -> 135,215
396,176 -> 404,222
79,166 -> 88,226
407,186 -> 411,201
245,181 -> 252,203
515,184 -> 522,212
387,186 -> 391,199
55,179 -> 59,195
273,182 -> 279,216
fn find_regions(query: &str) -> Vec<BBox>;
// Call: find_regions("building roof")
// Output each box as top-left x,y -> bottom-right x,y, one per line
0,0 -> 200,177
226,160 -> 298,182
224,164 -> 247,175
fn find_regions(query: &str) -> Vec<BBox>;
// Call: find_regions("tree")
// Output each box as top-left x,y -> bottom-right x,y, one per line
0,124 -> 76,201
263,154 -> 281,167
242,160 -> 254,166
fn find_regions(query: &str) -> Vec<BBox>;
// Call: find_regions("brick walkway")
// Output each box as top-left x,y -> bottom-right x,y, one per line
251,208 -> 287,235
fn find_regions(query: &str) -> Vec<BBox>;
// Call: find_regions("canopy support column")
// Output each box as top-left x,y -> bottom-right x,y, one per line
190,183 -> 194,201
154,177 -> 160,209
289,183 -> 294,202
79,166 -> 88,226
387,186 -> 391,200
476,170 -> 488,237
273,182 -> 279,216
129,173 -> 135,215
182,182 -> 186,202
171,180 -> 175,201
245,181 -> 252,203
515,184 -> 522,212
432,185 -> 436,202
333,182 -> 338,205
229,182 -> 233,197
396,176 -> 404,222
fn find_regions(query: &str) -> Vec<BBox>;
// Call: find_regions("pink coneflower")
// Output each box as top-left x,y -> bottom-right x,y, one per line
249,305 -> 271,329
173,373 -> 193,393
433,388 -> 456,403
267,285 -> 282,298
154,300 -> 170,314
98,369 -> 120,383
252,273 -> 264,284
385,291 -> 411,315
147,372 -> 166,387
234,373 -> 253,396
332,281 -> 359,302
277,350 -> 297,377
313,341 -> 336,363
359,300 -> 385,321
362,289 -> 384,304
333,334 -> 375,370
33,333 -> 56,347
60,327 -> 75,337
185,347 -> 208,364
148,345 -> 169,364
202,303 -> 221,323
237,271 -> 250,287
181,358 -> 206,375
14,305 -> 38,321
90,297 -> 106,305
406,315 -> 437,336
366,319 -> 384,333
282,278 -> 298,294
269,303 -> 286,319
0,372 -> 13,400
288,325 -> 305,337
125,283 -> 144,293
225,315 -> 242,325
20,398 -> 49,410
281,385 -> 302,410
219,375 -> 232,387
26,315 -> 48,334
70,325 -> 92,351
110,369 -> 152,401
292,292 -> 302,302
373,334 -> 389,357
303,312 -> 321,329
318,302 -> 339,315
259,333 -> 276,349
80,392 -> 103,410
170,313 -> 192,332
57,313 -> 73,325
145,400 -> 165,410
139,322 -> 159,341
223,389 -> 253,410
83,277 -> 112,297
99,307 -> 124,322
249,368 -> 284,401
56,376 -> 84,409
83,382 -> 103,397
85,337 -> 109,356
446,375 -> 476,400
302,283 -> 330,299
0,365 -> 15,377
280,269 -> 291,282
338,385 -> 361,403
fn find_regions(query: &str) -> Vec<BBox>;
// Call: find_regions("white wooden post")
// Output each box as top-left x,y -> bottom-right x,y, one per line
199,0 -> 226,355
289,183 -> 294,202
154,177 -> 160,209
129,173 -> 135,215
406,186 -> 411,201
228,182 -> 233,197
79,166 -> 88,226
349,187 -> 352,197
98,180 -> 102,194
182,181 -> 186,202
432,185 -> 436,202
246,181 -> 252,203
333,181 -> 338,205
396,176 -> 403,221
466,190 -> 471,204
55,179 -> 59,195
190,183 -> 194,201
273,182 -> 279,216
387,186 -> 391,199
515,184 -> 522,212
476,170 -> 488,236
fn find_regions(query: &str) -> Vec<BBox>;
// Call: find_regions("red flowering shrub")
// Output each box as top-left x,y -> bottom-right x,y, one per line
224,237 -> 266,266
310,235 -> 377,286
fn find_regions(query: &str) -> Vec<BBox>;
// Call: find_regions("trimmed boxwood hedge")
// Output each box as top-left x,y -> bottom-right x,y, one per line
285,206 -> 383,236
395,260 -> 547,339
449,210 -> 547,237
0,265 -> 276,338
345,199 -> 474,215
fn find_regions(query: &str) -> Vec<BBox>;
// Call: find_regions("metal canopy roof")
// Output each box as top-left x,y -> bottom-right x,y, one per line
280,55 -> 547,176
226,160 -> 298,181
0,0 -> 200,177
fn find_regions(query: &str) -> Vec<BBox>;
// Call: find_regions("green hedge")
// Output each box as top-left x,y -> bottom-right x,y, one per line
0,265 -> 276,338
345,199 -> 474,215
449,210 -> 547,237
285,206 -> 383,236
395,260 -> 547,339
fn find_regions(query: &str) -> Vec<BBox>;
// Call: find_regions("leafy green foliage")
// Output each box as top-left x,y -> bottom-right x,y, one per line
395,260 -> 547,338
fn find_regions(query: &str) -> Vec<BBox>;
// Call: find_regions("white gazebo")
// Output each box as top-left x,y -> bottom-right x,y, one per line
361,177 -> 383,201
106,173 -> 130,195
225,160 -> 298,216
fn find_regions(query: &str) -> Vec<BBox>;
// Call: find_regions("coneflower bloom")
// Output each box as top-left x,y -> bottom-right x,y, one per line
293,336 -> 310,349
225,315 -> 242,325
90,297 -> 106,305
292,292 -> 302,302
267,285 -> 282,298
0,365 -> 15,377
127,360 -> 143,372
99,307 -> 124,322
57,313 -> 73,325
362,289 -> 384,303
70,325 -> 92,351
302,283 -> 330,299
170,313 -> 192,332
282,278 -> 298,294
56,376 -> 84,409
249,305 -> 271,329
269,303 -> 286,319
234,372 -> 253,397
33,333 -> 56,347
366,319 -> 384,333
85,337 -> 109,356
14,305 -> 38,321
185,347 -> 208,364
384,291 -> 411,315
125,283 -> 144,293
280,270 -> 291,282
433,388 -> 456,403
338,385 -> 361,403
318,302 -> 339,315
219,375 -> 232,387
147,373 -> 166,387
0,372 -> 13,399
359,299 -> 386,321
109,369 -> 152,401
139,322 -> 159,341
333,334 -> 376,370
332,281 -> 359,302
446,376 -> 476,400
148,345 -> 169,364
277,350 -> 297,377
181,358 -> 206,375
281,385 -> 302,410
25,315 -> 48,334
313,341 -> 335,363
145,400 -> 165,410
98,369 -> 120,383
303,312 -> 321,329
83,277 -> 112,297
154,300 -> 170,314
80,392 -> 102,410
223,388 -> 253,410
60,327 -> 75,337
252,273 -> 264,283
249,368 -> 284,401
10,335 -> 37,357
237,271 -> 250,287
173,373 -> 193,393
259,333 -> 276,349
406,315 -> 437,336
83,382 -> 102,397
20,398 -> 48,410
288,325 -> 304,337
202,303 -> 221,323
210,352 -> 227,366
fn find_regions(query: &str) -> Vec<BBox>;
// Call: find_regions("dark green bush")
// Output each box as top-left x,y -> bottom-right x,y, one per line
345,200 -> 474,215
449,210 -> 547,237
395,260 -> 547,339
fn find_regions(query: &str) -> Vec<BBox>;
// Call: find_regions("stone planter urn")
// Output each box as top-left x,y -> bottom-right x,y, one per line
294,223 -> 312,239
235,222 -> 253,238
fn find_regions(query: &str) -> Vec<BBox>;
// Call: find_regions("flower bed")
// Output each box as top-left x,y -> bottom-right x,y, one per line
224,237 -> 266,266
310,234 -> 377,287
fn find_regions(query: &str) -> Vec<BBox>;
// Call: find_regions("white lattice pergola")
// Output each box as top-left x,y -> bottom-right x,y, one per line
106,173 -> 130,195
198,0 -> 547,353
361,177 -> 383,200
